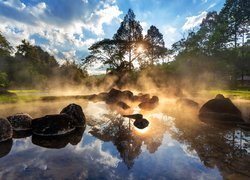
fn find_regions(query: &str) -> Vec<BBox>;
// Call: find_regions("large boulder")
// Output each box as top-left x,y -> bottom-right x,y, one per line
7,113 -> 33,131
199,94 -> 243,123
31,114 -> 76,136
60,103 -> 86,127
0,118 -> 13,142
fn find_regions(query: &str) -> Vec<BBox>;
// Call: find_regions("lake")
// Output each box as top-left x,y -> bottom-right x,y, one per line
0,98 -> 249,180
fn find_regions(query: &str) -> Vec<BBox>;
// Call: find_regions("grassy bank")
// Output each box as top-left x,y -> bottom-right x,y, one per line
209,90 -> 250,99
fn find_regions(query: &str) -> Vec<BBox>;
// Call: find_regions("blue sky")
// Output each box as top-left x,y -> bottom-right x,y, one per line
0,0 -> 225,73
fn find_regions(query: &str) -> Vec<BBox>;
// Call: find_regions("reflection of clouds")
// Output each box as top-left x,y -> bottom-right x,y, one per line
11,138 -> 33,152
0,135 -> 122,179
74,139 -> 121,168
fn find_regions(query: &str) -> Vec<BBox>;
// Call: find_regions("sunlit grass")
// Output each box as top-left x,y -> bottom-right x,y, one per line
209,90 -> 250,99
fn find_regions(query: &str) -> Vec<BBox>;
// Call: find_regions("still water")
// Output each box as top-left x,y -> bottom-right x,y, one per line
0,99 -> 249,180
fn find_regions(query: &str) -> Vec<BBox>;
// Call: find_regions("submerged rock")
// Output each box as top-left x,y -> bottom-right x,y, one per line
0,118 -> 13,142
176,98 -> 199,109
116,101 -> 130,110
134,118 -> 149,129
199,94 -> 243,123
138,96 -> 159,110
7,113 -> 33,131
60,103 -> 86,127
0,139 -> 13,158
31,114 -> 76,136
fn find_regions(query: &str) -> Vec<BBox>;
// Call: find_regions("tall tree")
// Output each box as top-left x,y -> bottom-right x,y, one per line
113,9 -> 143,70
0,33 -> 12,57
143,25 -> 167,66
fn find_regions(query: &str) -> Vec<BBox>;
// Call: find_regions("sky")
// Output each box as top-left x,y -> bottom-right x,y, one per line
0,0 -> 225,73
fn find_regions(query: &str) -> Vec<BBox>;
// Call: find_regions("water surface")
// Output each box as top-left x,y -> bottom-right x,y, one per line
0,99 -> 249,179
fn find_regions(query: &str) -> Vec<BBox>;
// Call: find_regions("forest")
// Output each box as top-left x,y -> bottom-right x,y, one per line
0,0 -> 249,91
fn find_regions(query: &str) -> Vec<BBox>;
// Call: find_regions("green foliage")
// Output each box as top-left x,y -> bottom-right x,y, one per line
0,33 -> 12,56
170,0 -> 250,88
0,72 -> 9,88
0,33 -> 88,89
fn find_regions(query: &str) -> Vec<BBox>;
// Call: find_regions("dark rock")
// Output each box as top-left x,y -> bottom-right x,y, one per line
0,118 -> 13,142
215,94 -> 225,99
121,90 -> 134,101
105,88 -> 123,104
31,114 -> 76,136
133,118 -> 149,129
133,94 -> 150,103
0,139 -> 13,158
7,113 -> 32,131
13,130 -> 32,139
176,98 -> 199,109
60,103 -> 86,127
138,96 -> 159,110
199,94 -> 243,123
116,101 -> 130,110
32,134 -> 70,149
69,127 -> 85,145
32,127 -> 85,149
123,114 -> 143,120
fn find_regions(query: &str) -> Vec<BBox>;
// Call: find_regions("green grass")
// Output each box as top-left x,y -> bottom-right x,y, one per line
0,95 -> 42,103
209,90 -> 250,99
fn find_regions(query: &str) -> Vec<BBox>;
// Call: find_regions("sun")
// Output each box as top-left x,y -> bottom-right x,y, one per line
136,45 -> 144,53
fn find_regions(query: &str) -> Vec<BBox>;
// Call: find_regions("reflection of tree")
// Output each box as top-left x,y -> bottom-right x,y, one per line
89,114 -> 170,168
90,115 -> 142,169
170,113 -> 250,179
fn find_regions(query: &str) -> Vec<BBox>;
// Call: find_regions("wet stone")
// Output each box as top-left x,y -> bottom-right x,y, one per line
60,103 -> 86,127
7,113 -> 33,131
0,118 -> 13,142
32,114 -> 76,136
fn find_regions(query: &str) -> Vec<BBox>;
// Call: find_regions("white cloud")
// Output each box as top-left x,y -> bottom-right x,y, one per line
207,3 -> 216,10
162,25 -> 180,48
0,0 -> 122,64
140,21 -> 149,36
182,11 -> 207,31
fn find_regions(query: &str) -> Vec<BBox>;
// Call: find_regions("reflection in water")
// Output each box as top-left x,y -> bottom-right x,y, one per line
170,112 -> 250,179
13,130 -> 32,139
89,113 -> 171,168
0,139 -> 12,158
0,99 -> 249,179
32,127 -> 85,149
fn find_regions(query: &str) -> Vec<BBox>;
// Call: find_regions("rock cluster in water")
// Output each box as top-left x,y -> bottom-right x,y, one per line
0,103 -> 86,143
86,88 -> 159,111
